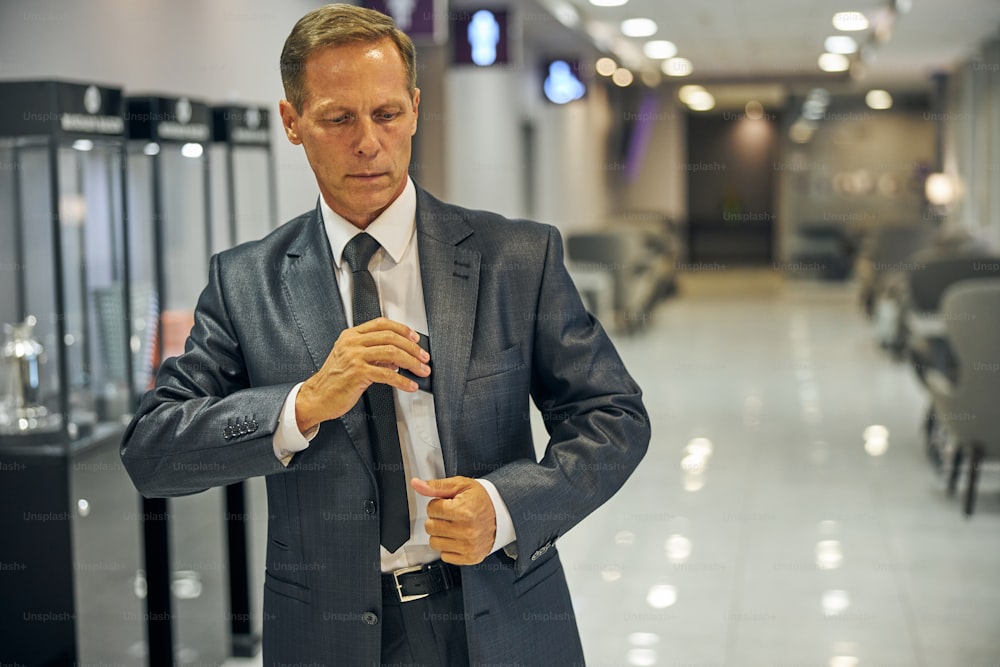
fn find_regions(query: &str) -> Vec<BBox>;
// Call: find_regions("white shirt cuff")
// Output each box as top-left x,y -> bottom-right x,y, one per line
273,382 -> 318,466
475,478 -> 517,557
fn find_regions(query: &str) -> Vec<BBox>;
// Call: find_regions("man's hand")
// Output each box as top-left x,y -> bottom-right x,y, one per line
412,477 -> 496,565
295,317 -> 430,433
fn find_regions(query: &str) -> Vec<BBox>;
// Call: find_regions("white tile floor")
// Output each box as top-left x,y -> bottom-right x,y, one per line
556,270 -> 1000,667
224,270 -> 1000,667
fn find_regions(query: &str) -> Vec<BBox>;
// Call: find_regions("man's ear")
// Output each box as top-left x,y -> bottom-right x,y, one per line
279,99 -> 302,145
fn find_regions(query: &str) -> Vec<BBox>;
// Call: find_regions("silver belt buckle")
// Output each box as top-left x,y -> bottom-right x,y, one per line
393,564 -> 429,603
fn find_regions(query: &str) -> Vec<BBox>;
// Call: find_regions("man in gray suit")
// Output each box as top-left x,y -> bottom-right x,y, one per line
121,4 -> 649,665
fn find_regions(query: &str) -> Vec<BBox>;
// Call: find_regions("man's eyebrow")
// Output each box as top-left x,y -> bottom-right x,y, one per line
310,100 -> 350,114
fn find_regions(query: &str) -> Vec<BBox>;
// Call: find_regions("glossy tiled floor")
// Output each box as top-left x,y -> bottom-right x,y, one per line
225,270 -> 1000,667
556,270 -> 1000,667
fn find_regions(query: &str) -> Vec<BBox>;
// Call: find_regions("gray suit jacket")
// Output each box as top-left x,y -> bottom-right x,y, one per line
121,185 -> 650,666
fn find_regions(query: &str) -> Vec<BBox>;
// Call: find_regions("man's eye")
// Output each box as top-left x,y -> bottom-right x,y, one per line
378,112 -> 399,121
326,115 -> 350,124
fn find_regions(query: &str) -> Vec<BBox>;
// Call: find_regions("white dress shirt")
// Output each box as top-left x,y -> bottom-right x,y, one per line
272,178 -> 516,572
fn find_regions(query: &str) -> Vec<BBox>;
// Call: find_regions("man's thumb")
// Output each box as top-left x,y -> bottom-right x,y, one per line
411,476 -> 466,499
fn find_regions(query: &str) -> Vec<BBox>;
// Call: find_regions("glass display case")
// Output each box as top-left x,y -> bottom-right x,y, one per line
0,80 -> 131,445
210,104 -> 277,253
210,103 -> 276,657
0,79 -> 144,666
126,94 -> 227,667
126,95 -> 213,398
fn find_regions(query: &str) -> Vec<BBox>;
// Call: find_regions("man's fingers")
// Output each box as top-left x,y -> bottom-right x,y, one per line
363,344 -> 430,377
354,316 -> 420,342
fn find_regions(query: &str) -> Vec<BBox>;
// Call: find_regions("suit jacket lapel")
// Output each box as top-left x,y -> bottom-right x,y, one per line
280,202 -> 374,469
415,188 -> 479,476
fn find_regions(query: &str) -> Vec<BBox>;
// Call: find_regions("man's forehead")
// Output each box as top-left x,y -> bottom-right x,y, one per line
306,38 -> 402,69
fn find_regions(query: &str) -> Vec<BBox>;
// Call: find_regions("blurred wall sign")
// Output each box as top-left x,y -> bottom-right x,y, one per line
451,7 -> 509,66
364,0 -> 447,44
543,58 -> 586,104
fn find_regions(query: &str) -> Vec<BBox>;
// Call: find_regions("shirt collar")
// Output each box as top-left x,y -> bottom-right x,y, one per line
321,177 -> 416,269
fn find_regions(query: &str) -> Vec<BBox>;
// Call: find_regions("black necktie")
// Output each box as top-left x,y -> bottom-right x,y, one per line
343,233 -> 410,552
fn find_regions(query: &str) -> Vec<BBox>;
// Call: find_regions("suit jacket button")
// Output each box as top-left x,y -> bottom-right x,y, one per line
363,500 -> 376,515
361,611 -> 378,625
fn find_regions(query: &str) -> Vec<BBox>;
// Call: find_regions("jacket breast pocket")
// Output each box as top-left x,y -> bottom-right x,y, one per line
464,345 -> 531,461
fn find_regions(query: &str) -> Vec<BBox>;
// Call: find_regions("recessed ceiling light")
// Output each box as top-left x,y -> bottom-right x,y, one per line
640,69 -> 662,87
832,11 -> 869,31
643,40 -> 677,59
865,89 -> 893,109
678,85 -> 706,104
595,56 -> 618,76
550,2 -> 580,27
590,0 -> 629,6
621,18 -> 657,38
612,67 -> 635,87
824,35 -> 858,54
686,90 -> 715,111
818,52 -> 850,72
662,57 -> 693,77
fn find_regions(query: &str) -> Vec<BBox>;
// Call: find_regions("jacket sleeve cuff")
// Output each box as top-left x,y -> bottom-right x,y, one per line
273,382 -> 318,466
475,478 -> 518,557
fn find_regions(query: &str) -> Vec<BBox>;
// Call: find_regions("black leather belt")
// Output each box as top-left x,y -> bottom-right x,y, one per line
382,560 -> 461,603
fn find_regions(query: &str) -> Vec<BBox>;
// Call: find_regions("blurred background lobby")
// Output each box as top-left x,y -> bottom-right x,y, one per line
2,0 -> 1000,666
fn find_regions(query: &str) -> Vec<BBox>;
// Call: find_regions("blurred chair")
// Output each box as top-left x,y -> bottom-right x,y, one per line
876,229 -> 994,356
567,220 -> 676,334
923,278 -> 1000,516
855,224 -> 935,317
899,254 -> 1000,369
792,222 -> 859,280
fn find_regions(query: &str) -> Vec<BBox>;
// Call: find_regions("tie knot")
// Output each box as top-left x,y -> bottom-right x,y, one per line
343,233 -> 382,272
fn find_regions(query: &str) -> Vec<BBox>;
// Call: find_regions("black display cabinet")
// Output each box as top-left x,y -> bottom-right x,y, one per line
126,95 -> 228,667
209,103 -> 278,657
209,104 -> 277,251
0,79 -> 144,666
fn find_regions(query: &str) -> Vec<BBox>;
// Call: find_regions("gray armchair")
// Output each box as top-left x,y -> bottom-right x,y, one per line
923,278 -> 1000,516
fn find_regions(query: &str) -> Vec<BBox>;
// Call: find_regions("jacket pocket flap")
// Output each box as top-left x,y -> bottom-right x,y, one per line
264,570 -> 312,604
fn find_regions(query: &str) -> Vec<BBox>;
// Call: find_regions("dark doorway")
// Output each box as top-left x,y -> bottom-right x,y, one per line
686,111 -> 779,264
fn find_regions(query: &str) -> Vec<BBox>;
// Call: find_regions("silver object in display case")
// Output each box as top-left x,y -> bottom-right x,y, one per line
0,315 -> 60,434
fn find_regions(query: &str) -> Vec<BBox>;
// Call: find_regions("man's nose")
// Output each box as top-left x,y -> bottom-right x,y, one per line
354,117 -> 380,156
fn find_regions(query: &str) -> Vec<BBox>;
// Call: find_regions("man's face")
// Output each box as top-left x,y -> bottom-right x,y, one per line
280,38 -> 419,228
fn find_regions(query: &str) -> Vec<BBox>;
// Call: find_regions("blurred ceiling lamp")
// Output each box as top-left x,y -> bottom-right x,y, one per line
550,1 -> 580,27
662,57 -> 693,77
640,69 -> 662,87
824,35 -> 858,54
686,90 -> 715,111
832,11 -> 869,31
865,89 -> 893,109
925,173 -> 956,206
621,18 -> 657,37
677,84 -> 706,104
818,52 -> 850,72
596,56 -> 618,76
590,0 -> 628,6
611,67 -> 635,87
745,100 -> 765,119
643,39 -> 677,59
